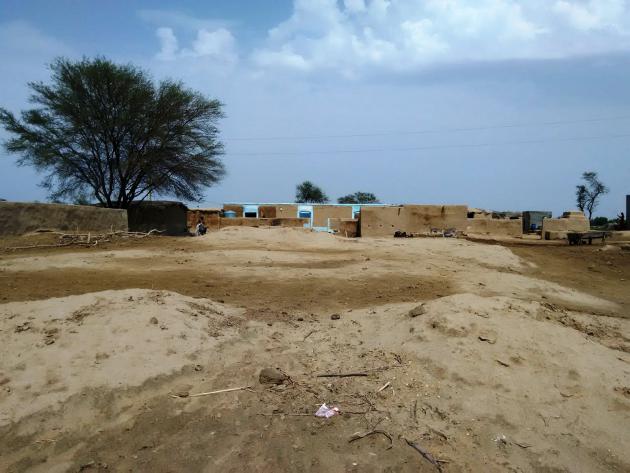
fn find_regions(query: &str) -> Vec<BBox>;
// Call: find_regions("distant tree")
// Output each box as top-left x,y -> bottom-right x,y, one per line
575,171 -> 609,221
591,216 -> 608,227
0,57 -> 225,208
337,191 -> 379,204
295,181 -> 328,203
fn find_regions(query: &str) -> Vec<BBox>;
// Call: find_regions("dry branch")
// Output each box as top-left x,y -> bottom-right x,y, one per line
187,385 -> 252,397
5,229 -> 163,251
316,373 -> 368,378
404,438 -> 443,472
349,430 -> 393,449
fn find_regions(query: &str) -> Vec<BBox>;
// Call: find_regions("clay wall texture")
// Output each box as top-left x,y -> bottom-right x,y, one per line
0,202 -> 128,236
275,205 -> 298,218
542,211 -> 590,239
328,218 -> 359,237
218,217 -> 308,229
466,218 -> 523,237
360,205 -> 468,237
187,209 -> 220,231
312,205 -> 354,227
258,206 -> 277,218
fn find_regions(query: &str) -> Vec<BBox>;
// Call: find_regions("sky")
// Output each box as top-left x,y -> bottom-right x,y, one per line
1,0 -> 629,217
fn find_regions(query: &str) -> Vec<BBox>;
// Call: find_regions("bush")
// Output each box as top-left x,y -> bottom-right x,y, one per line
591,216 -> 608,227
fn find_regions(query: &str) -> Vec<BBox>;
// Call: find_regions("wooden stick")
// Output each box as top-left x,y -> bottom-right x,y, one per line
184,386 -> 252,398
303,330 -> 316,341
316,373 -> 368,378
404,438 -> 443,472
349,430 -> 393,449
377,381 -> 391,393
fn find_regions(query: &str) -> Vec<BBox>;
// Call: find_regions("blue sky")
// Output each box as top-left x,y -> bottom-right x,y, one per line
1,0 -> 629,217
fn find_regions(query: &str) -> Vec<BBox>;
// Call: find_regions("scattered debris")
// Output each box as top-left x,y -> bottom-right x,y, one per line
15,322 -> 31,333
6,229 -> 163,251
315,403 -> 339,418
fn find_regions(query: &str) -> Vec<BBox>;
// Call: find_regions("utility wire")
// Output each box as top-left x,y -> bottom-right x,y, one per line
226,132 -> 630,157
225,115 -> 630,142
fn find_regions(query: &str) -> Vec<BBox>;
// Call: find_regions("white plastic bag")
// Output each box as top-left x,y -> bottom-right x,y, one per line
315,403 -> 339,418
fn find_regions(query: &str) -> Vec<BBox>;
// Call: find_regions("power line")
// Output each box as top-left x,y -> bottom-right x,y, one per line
224,115 -> 630,142
225,132 -> 630,157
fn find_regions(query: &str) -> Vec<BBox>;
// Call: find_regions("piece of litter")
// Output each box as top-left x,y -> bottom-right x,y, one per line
315,403 -> 340,418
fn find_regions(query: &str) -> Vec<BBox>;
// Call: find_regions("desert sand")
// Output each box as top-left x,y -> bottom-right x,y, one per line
0,227 -> 629,472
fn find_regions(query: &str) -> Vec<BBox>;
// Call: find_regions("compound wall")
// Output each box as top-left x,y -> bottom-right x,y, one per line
329,218 -> 359,237
218,217 -> 309,228
187,209 -> 221,231
465,218 -> 523,237
360,205 -> 468,237
312,205 -> 354,227
0,201 -> 128,236
541,211 -> 590,240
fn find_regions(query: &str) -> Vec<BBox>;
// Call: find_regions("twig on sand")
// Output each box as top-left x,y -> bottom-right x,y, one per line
172,385 -> 252,398
349,430 -> 393,449
316,372 -> 368,378
495,359 -> 510,367
303,330 -> 316,341
404,438 -> 444,473
377,381 -> 391,393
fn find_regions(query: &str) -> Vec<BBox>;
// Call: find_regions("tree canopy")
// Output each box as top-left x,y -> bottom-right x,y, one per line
575,171 -> 608,221
337,191 -> 379,204
0,57 -> 225,208
295,181 -> 328,203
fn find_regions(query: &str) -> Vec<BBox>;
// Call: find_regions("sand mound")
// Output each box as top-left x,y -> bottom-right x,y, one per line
0,289 -> 242,425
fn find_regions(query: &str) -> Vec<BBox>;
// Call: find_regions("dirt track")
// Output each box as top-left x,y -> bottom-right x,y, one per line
1,227 -> 629,472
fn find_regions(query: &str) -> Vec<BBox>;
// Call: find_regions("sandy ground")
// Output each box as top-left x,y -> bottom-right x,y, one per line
0,227 -> 629,472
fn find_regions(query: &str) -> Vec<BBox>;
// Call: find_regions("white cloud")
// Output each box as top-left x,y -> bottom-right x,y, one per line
154,27 -> 238,65
250,0 -> 630,77
156,27 -> 178,61
553,0 -> 625,31
138,9 -> 233,31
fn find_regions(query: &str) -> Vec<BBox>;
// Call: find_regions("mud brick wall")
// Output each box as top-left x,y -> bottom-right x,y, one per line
0,202 -> 128,236
187,210 -> 221,231
311,205 -> 354,227
360,205 -> 468,237
329,218 -> 359,237
466,218 -> 523,237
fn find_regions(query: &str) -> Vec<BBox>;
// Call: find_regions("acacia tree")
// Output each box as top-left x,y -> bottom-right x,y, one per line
337,191 -> 379,204
575,171 -> 609,221
295,181 -> 328,203
0,57 -> 225,208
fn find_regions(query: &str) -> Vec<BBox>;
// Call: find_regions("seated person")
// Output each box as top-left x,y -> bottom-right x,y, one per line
195,218 -> 207,236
